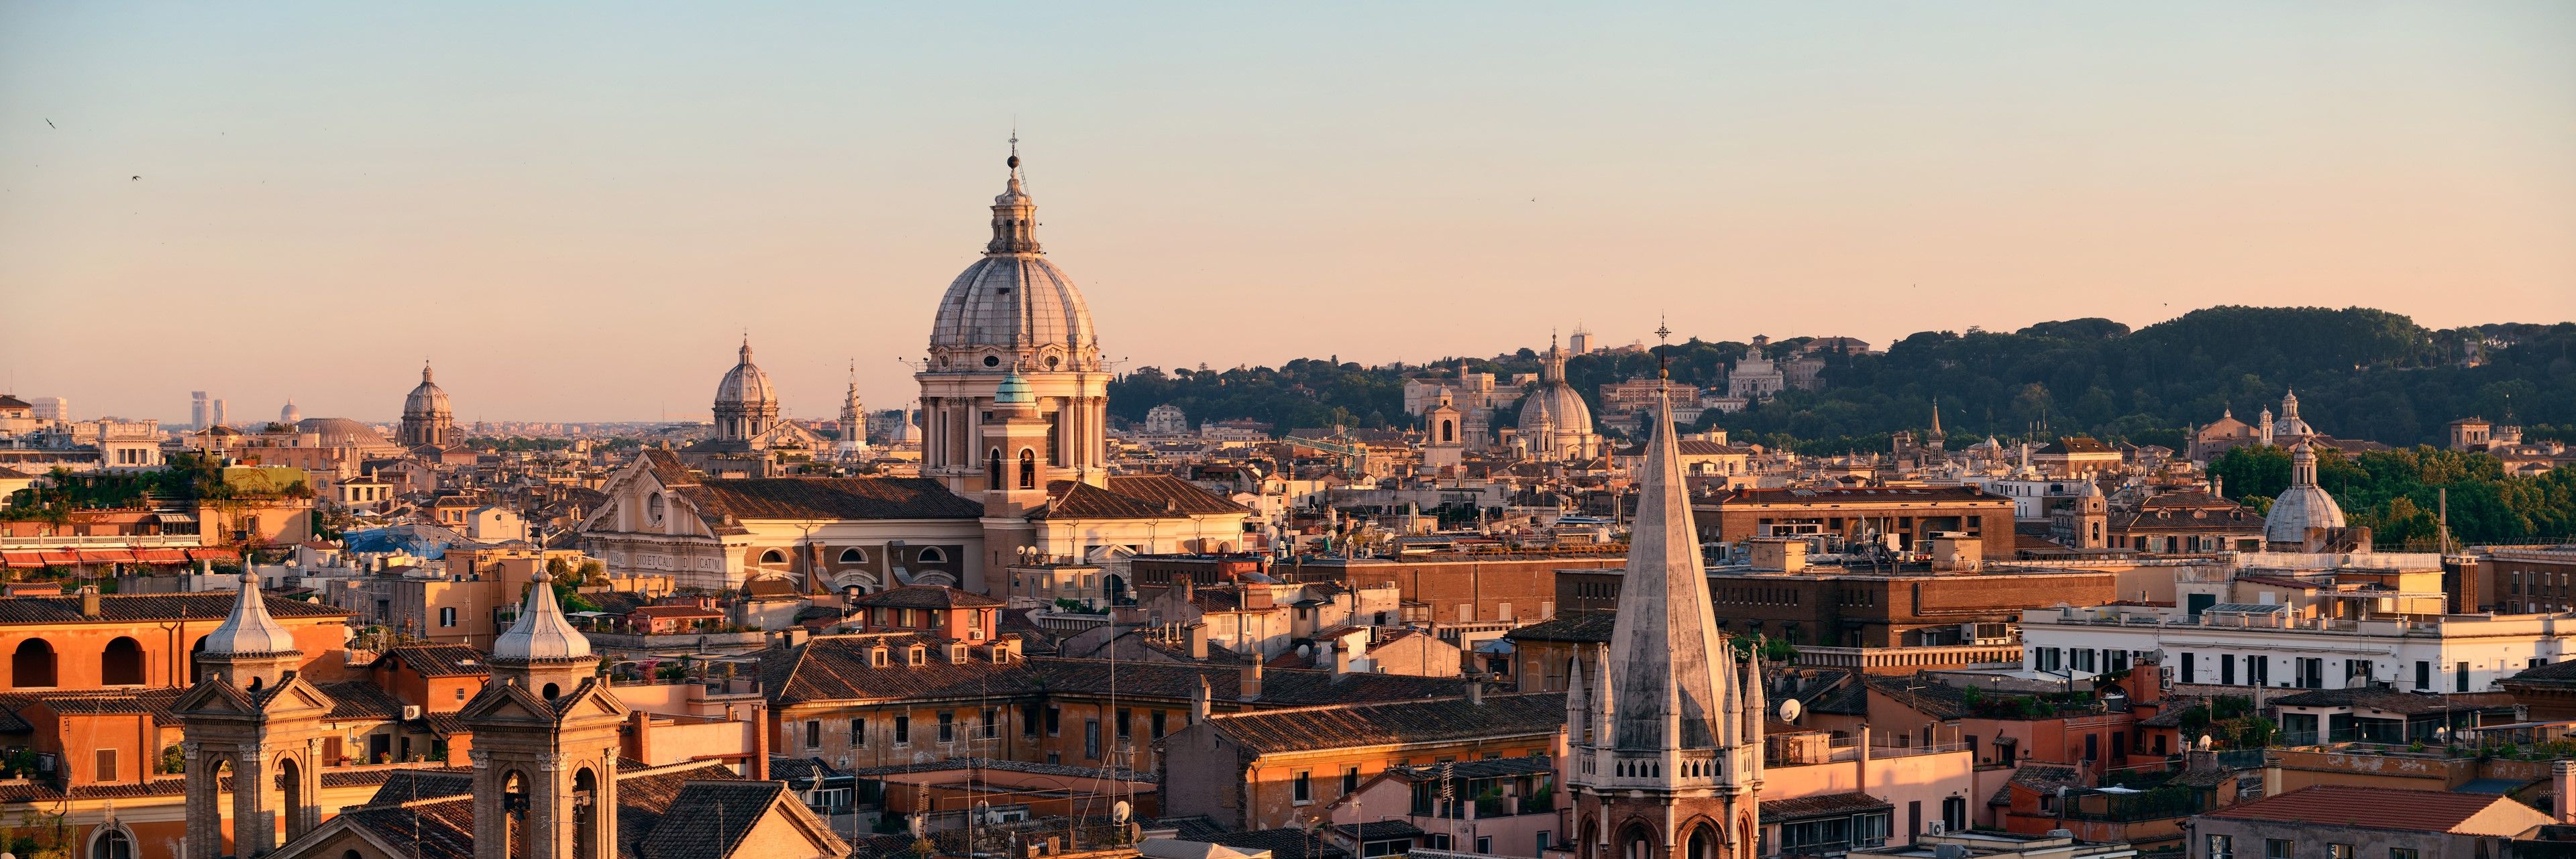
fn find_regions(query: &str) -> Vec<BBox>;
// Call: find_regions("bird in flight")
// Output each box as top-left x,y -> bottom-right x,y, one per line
45,119 -> 56,129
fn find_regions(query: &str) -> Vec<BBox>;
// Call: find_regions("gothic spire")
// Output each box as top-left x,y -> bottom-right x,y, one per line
1607,388 -> 1733,751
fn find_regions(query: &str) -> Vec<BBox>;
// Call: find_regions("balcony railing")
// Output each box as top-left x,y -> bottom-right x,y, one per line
1793,644 -> 2025,671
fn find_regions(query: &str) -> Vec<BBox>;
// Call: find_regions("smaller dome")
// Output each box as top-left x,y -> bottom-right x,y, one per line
202,571 -> 299,656
278,399 -> 300,426
715,342 -> 776,408
994,370 -> 1035,406
405,364 -> 451,417
492,571 -> 593,662
298,417 -> 394,451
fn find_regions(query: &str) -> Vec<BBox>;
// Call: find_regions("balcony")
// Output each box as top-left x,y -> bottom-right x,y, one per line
1793,644 -> 2023,671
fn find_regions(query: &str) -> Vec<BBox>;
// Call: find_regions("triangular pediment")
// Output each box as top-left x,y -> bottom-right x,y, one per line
172,679 -> 255,715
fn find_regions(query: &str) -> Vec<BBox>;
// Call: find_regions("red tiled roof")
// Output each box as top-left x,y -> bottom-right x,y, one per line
2201,785 -> 2534,834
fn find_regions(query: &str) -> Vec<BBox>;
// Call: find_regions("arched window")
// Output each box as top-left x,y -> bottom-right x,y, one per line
101,636 -> 144,685
759,549 -> 787,567
917,547 -> 947,564
572,768 -> 601,859
987,448 -> 1004,488
838,547 -> 867,564
645,492 -> 665,523
276,754 -> 307,841
90,827 -> 133,859
502,770 -> 532,859
1686,827 -> 1712,859
12,639 -> 56,687
1441,419 -> 1454,443
1018,449 -> 1037,490
189,636 -> 208,684
344,850 -> 364,859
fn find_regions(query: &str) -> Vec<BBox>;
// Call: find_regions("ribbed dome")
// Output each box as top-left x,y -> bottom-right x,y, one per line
1519,337 -> 1592,437
995,369 -> 1035,405
715,341 -> 777,407
278,399 -> 300,426
404,364 -> 451,418
2265,441 -> 2345,545
203,571 -> 299,656
298,417 -> 392,450
926,156 -> 1099,372
492,571 -> 592,662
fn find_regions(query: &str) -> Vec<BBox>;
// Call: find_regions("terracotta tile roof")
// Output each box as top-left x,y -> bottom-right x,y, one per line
761,634 -> 1474,707
321,681 -> 409,722
1205,693 -> 1564,754
1758,791 -> 1891,823
675,477 -> 983,522
341,796 -> 478,859
2201,784 -> 2536,834
1989,764 -> 2082,806
1212,827 -> 1351,859
840,756 -> 1154,783
1714,487 -> 2004,506
614,762 -> 757,859
1034,475 -> 1244,520
368,770 -> 476,804
0,592 -> 348,624
376,646 -> 490,680
853,585 -> 1005,610
1503,612 -> 1616,644
643,781 -> 792,859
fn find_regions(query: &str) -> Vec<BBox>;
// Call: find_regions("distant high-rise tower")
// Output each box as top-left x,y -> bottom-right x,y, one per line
1569,324 -> 1592,355
191,392 -> 209,429
209,398 -> 228,428
29,398 -> 67,422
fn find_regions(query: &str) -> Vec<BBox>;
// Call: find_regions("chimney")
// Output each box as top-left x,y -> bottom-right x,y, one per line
1192,676 -> 1212,720
2557,760 -> 2576,824
1467,677 -> 1485,705
1332,642 -> 1353,675
1188,623 -> 1208,660
1239,651 -> 1264,702
749,701 -> 769,781
628,709 -> 653,765
79,585 -> 100,620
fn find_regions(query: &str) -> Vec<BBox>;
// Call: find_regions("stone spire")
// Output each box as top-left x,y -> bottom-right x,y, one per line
1607,390 -> 1733,752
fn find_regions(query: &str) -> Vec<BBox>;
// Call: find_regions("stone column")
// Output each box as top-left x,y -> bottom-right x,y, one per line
231,744 -> 269,858
183,742 -> 223,859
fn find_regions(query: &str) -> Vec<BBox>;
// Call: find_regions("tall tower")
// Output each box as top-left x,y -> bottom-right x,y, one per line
712,339 -> 780,443
1925,398 -> 1945,453
839,363 -> 869,459
917,146 -> 1111,494
400,362 -> 456,447
1566,389 -> 1762,859
175,570 -> 335,859
192,391 -> 210,429
462,569 -> 627,859
2257,406 -> 2275,447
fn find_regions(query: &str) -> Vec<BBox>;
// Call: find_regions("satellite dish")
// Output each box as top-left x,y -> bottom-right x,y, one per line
1114,801 -> 1134,824
1777,699 -> 1803,724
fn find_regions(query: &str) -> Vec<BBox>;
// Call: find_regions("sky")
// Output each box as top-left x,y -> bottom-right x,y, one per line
3,3 -> 2571,425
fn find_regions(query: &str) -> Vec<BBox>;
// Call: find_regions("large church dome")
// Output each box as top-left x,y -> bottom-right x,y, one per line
926,154 -> 1099,374
2265,441 -> 2345,545
1519,339 -> 1592,437
403,364 -> 451,418
715,341 -> 777,407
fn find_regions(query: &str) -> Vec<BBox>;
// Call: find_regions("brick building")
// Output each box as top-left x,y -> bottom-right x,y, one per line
1704,568 -> 2117,648
1274,551 -> 1627,626
1694,487 -> 2015,550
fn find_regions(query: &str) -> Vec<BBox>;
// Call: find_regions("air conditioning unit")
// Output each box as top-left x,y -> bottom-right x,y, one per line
1926,821 -> 1947,836
402,705 -> 423,721
837,756 -> 853,768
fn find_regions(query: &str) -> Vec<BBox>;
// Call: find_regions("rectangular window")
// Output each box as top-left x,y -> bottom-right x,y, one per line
1536,834 -> 1551,856
894,715 -> 911,746
1343,766 -> 1360,795
2220,653 -> 2236,685
2388,849 -> 2418,859
2327,846 -> 2353,859
2457,661 -> 2471,693
1118,707 -> 1133,740
2207,834 -> 2233,859
439,607 -> 457,627
1152,711 -> 1169,740
2265,840 -> 2292,859
851,718 -> 866,747
1085,719 -> 1102,759
804,720 -> 821,749
1294,770 -> 1312,803
1046,707 -> 1061,736
95,748 -> 116,782
938,711 -> 955,744
1022,704 -> 1041,738
2180,652 -> 2194,684
1475,837 -> 1491,855
982,707 -> 1000,739
2416,661 -> 2432,691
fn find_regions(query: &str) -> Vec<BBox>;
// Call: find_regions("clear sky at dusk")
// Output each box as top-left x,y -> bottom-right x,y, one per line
3,3 -> 2571,424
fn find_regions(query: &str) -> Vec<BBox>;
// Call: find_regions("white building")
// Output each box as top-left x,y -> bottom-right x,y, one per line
2017,552 -> 2573,695
1142,404 -> 1189,435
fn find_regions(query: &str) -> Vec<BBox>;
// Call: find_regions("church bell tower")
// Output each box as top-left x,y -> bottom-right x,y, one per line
175,569 -> 335,859
461,569 -> 627,859
1565,387 -> 1764,859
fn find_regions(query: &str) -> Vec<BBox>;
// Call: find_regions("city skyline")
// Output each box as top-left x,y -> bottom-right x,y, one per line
5,3 -> 2572,422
